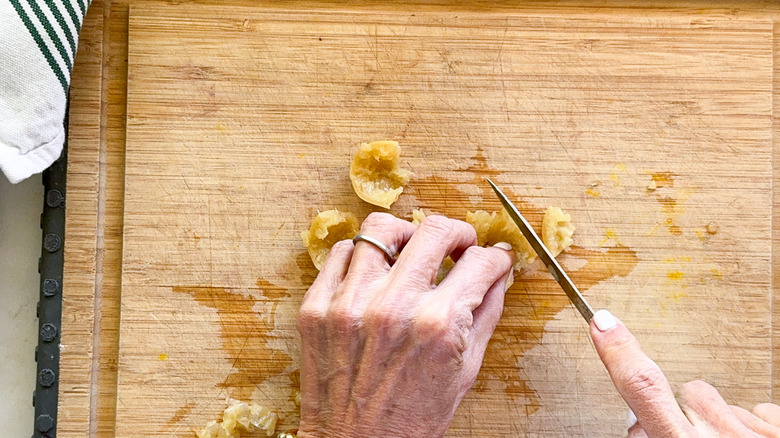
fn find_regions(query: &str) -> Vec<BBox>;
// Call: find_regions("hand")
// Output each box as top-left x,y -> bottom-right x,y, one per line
590,310 -> 780,437
296,212 -> 514,438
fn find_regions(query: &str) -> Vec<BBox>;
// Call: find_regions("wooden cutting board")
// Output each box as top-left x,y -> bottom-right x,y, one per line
115,4 -> 774,436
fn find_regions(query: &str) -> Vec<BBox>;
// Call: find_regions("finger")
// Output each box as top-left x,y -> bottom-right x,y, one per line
463,264 -> 512,367
392,215 -> 478,285
301,239 -> 354,310
297,243 -> 355,426
350,212 -> 416,275
437,243 -> 514,312
753,403 -> 780,428
730,405 -> 780,437
678,380 -> 759,436
589,310 -> 695,437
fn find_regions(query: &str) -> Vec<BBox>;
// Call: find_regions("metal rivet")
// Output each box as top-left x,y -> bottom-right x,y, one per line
42,279 -> 59,297
45,190 -> 63,208
35,414 -> 54,432
43,234 -> 61,252
40,323 -> 57,342
38,369 -> 56,387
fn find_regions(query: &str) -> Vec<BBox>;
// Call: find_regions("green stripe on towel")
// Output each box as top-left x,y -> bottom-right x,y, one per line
43,0 -> 77,56
61,0 -> 83,33
24,0 -> 73,73
8,0 -> 68,94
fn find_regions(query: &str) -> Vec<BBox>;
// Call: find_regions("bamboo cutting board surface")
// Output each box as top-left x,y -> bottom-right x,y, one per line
113,4 -> 774,436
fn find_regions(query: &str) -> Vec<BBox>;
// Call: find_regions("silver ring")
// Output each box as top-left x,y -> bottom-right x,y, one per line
352,234 -> 396,263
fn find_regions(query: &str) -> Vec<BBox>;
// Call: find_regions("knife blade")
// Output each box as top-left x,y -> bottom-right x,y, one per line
487,178 -> 595,322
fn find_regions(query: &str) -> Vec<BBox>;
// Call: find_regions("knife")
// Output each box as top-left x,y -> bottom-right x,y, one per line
487,178 -> 595,322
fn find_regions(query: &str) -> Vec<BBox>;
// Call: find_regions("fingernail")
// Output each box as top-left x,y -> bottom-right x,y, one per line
592,309 -> 617,332
493,242 -> 512,251
626,408 -> 637,429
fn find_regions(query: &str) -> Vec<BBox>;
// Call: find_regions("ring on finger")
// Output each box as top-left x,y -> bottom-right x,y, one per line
353,234 -> 396,264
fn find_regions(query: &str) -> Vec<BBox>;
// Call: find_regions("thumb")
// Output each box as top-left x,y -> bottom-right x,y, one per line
590,310 -> 694,438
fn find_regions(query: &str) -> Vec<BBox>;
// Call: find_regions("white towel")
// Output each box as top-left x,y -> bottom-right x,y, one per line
0,0 -> 90,184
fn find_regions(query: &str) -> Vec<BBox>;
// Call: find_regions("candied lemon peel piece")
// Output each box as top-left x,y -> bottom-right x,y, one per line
541,206 -> 575,257
466,209 -> 536,270
196,400 -> 278,438
350,141 -> 412,209
410,208 -> 427,226
301,209 -> 359,270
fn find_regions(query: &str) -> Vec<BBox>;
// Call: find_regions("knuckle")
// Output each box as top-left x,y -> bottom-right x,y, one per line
752,403 -> 777,417
361,212 -> 398,231
416,306 -> 468,353
326,304 -> 362,331
680,379 -> 711,396
462,246 -> 505,274
620,366 -> 668,399
364,305 -> 404,330
416,309 -> 450,337
420,215 -> 459,238
602,330 -> 639,358
329,239 -> 354,255
297,305 -> 326,333
680,380 -> 721,407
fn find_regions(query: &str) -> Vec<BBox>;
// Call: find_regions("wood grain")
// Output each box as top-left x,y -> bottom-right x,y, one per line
116,5 -> 772,436
58,1 -> 103,435
62,1 -> 780,436
773,21 -> 780,411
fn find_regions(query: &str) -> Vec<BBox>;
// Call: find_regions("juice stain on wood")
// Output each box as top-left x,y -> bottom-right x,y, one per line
476,245 -> 637,413
649,172 -> 683,235
172,282 -> 293,401
165,401 -> 196,429
403,147 -> 544,228
399,147 -> 638,412
230,146 -> 638,417
651,172 -> 676,188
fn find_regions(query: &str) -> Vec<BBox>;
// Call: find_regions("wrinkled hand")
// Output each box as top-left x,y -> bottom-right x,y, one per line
296,213 -> 514,438
590,310 -> 780,437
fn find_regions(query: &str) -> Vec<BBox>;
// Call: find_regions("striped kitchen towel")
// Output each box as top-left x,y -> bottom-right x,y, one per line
0,0 -> 91,184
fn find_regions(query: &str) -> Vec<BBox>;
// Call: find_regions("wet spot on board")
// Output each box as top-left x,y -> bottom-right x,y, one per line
296,251 -> 318,286
396,147 -> 641,410
667,270 -> 684,281
292,146 -> 640,413
166,400 -> 196,428
659,198 -> 683,236
648,172 -> 685,235
710,268 -> 722,280
609,163 -> 627,187
475,244 -> 638,411
650,171 -> 675,188
402,146 -> 544,226
600,228 -> 619,246
287,369 -> 301,405
172,282 -> 293,401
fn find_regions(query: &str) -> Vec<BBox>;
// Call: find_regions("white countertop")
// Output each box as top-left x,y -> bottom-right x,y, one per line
1,174 -> 43,436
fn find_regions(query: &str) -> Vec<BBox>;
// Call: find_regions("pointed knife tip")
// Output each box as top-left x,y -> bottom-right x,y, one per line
485,177 -> 503,197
